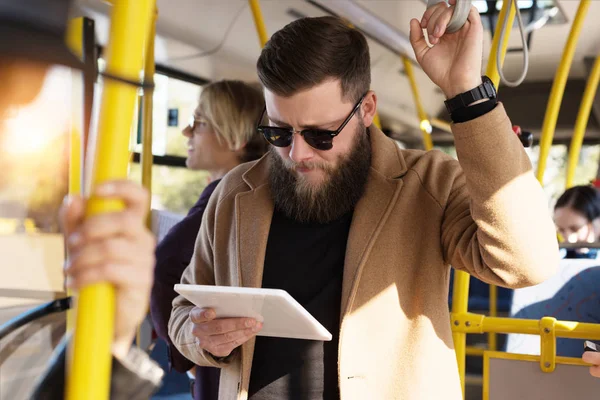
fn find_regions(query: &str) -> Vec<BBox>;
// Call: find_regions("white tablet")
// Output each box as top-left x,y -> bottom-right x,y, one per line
174,284 -> 332,341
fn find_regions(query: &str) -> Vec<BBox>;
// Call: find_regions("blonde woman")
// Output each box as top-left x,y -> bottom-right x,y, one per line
150,80 -> 266,400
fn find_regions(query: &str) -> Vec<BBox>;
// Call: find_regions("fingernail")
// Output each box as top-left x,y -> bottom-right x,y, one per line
203,310 -> 215,319
245,319 -> 256,328
68,233 -> 81,247
97,183 -> 115,196
434,25 -> 441,37
63,195 -> 73,207
253,322 -> 262,332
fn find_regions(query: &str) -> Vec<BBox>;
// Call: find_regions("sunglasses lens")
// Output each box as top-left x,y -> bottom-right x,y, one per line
304,130 -> 334,151
259,127 -> 293,147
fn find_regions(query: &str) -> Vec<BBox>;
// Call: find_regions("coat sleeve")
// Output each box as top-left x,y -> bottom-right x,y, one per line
31,337 -> 164,400
167,183 -> 237,368
440,103 -> 559,288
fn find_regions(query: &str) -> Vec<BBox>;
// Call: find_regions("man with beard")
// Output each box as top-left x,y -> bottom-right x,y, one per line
168,6 -> 558,400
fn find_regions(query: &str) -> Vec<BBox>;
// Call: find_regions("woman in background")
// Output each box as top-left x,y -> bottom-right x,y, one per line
553,185 -> 600,259
150,80 -> 266,400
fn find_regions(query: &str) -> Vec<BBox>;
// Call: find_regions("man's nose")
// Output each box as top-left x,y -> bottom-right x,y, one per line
289,132 -> 315,164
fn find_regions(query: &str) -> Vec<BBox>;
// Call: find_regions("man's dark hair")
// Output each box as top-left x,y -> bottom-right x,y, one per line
257,16 -> 370,103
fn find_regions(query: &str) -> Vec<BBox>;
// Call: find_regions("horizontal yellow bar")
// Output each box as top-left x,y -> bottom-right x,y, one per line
482,317 -> 600,339
466,347 -> 485,357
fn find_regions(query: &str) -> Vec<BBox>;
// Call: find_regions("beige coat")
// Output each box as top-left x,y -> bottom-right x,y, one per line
169,104 -> 559,399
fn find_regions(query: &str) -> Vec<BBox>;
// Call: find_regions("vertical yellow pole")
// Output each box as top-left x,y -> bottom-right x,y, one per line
536,0 -> 591,184
142,10 -> 156,230
488,284 -> 497,351
481,0 -> 516,359
451,270 -> 470,396
566,55 -> 600,189
66,1 -> 155,399
137,7 -> 157,349
402,56 -> 433,151
65,18 -> 84,334
485,0 -> 516,89
248,0 -> 268,48
372,113 -> 382,130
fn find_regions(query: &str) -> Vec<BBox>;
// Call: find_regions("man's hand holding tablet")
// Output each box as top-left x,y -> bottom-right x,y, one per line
189,307 -> 263,358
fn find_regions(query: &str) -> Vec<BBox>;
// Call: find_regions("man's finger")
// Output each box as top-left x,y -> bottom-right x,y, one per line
66,260 -> 153,290
429,6 -> 454,39
583,351 -> 600,365
93,180 -> 150,218
426,4 -> 449,39
201,324 -> 262,349
197,317 -> 257,336
68,211 -> 147,252
208,329 -> 261,358
66,238 -> 139,274
190,307 -> 216,324
421,3 -> 446,29
409,19 -> 428,63
60,195 -> 84,237
591,365 -> 600,378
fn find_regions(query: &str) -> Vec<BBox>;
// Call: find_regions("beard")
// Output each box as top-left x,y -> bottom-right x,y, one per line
268,122 -> 372,224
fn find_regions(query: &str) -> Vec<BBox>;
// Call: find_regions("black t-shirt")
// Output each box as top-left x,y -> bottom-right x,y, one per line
248,209 -> 353,400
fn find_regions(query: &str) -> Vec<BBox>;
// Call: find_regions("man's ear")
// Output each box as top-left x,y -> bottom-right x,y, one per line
361,91 -> 377,128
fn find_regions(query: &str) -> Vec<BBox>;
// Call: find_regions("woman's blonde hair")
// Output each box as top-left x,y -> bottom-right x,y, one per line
198,80 -> 267,163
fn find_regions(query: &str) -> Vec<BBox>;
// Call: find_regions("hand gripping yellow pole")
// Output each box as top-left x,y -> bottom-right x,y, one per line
402,56 -> 433,151
66,1 -> 155,399
536,0 -> 591,185
566,55 -> 600,189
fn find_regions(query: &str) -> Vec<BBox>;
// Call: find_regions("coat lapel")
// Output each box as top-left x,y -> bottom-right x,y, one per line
235,183 -> 273,289
340,127 -> 407,317
341,172 -> 403,316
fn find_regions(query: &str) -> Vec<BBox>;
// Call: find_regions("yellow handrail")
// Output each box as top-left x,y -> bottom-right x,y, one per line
402,56 -> 433,151
453,312 -> 600,340
451,1 -> 516,390
483,0 -> 515,356
451,270 -> 470,396
536,0 -> 591,184
431,117 -> 452,134
565,55 -> 600,189
66,1 -> 155,398
485,0 -> 515,89
372,113 -> 382,130
142,9 -> 156,228
248,0 -> 268,48
136,7 -> 157,350
65,17 -> 85,334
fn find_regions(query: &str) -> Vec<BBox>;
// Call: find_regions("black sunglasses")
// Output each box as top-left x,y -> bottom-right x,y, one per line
257,95 -> 366,151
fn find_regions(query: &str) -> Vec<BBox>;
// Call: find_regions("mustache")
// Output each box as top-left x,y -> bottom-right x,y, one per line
280,159 -> 332,173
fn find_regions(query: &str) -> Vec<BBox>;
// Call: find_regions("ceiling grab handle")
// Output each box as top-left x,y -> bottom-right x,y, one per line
496,0 -> 530,87
425,0 -> 472,34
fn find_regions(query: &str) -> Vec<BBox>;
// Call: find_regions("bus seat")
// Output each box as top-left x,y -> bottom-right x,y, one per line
484,352 -> 600,399
506,259 -> 600,357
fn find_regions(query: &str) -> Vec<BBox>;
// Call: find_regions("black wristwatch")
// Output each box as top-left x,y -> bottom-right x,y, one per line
444,76 -> 497,114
